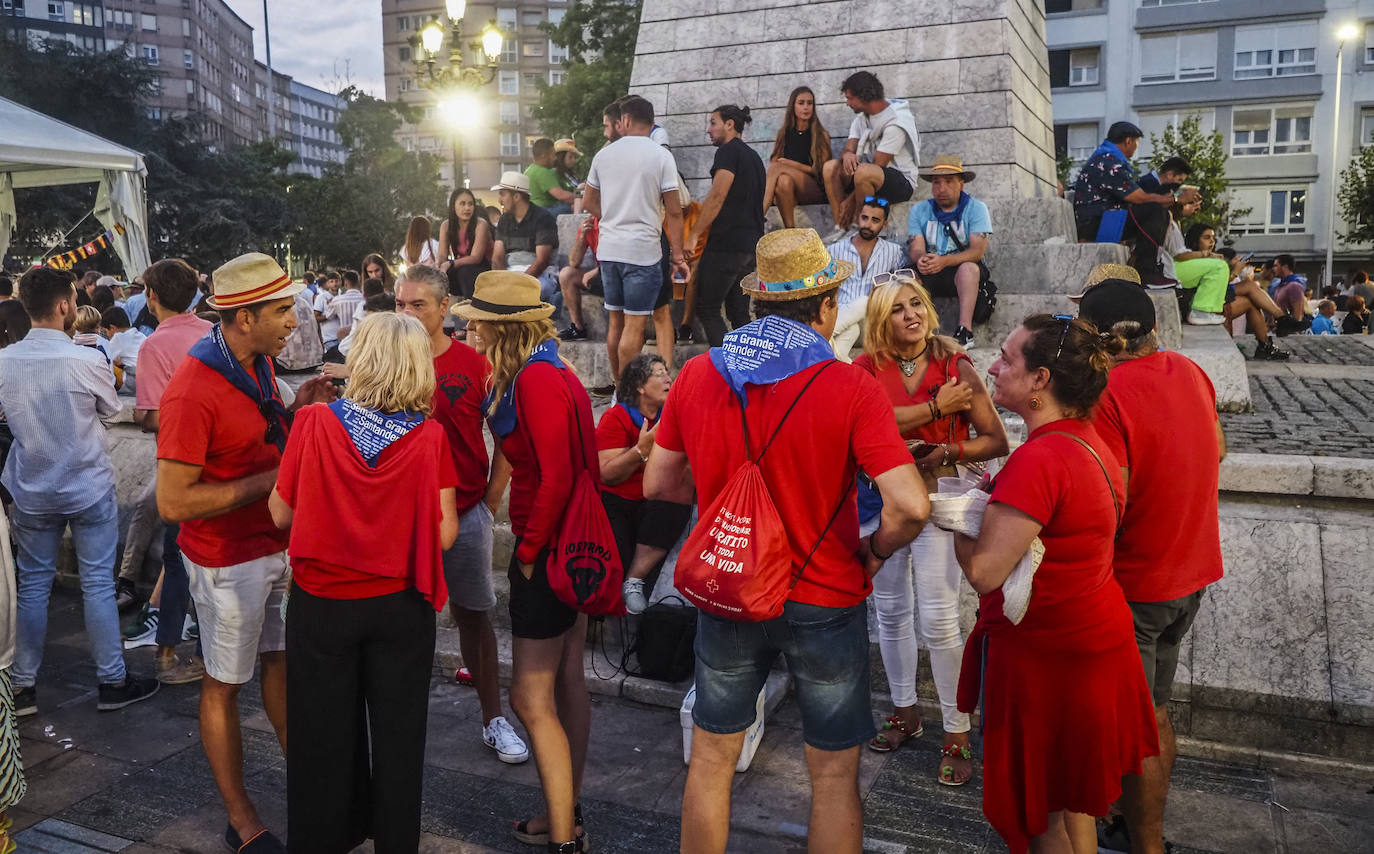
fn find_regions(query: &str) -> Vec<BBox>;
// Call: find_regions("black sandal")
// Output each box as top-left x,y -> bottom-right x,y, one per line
513,803 -> 585,847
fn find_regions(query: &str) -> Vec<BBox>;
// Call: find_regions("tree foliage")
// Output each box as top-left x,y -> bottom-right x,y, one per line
535,0 -> 643,170
1336,144 -> 1374,246
1145,115 -> 1250,240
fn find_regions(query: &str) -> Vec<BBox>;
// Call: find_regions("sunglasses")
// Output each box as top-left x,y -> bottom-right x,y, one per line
872,268 -> 918,287
862,195 -> 889,207
1052,314 -> 1074,363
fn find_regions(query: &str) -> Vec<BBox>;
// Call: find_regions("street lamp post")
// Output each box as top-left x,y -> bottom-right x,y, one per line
1327,24 -> 1359,286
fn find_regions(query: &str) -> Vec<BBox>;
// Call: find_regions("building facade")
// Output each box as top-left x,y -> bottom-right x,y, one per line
381,0 -> 570,196
1047,0 -> 1374,277
1,0 -> 108,51
288,79 -> 347,178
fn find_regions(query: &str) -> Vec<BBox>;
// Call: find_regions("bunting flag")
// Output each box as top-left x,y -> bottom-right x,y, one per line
41,223 -> 127,270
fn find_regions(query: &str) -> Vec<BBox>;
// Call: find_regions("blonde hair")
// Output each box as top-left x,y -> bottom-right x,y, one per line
343,312 -> 435,415
482,318 -> 559,415
74,304 -> 102,334
863,276 -> 960,366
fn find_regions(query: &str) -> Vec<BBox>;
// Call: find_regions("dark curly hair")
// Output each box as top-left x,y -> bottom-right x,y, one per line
841,70 -> 884,102
617,354 -> 668,410
1183,221 -> 1215,252
1019,314 -> 1125,417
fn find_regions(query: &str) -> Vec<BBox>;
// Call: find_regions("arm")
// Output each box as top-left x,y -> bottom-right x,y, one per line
920,233 -> 989,273
437,220 -> 452,270
686,169 -> 735,251
599,421 -> 656,486
582,186 -> 601,220
661,190 -> 690,281
907,233 -> 929,266
1122,187 -> 1176,206
526,243 -> 555,278
568,220 -> 590,269
134,409 -> 160,433
1216,419 -> 1227,463
439,486 -> 459,550
953,502 -> 1043,594
511,378 -> 578,564
268,487 -> 292,529
87,361 -> 122,420
936,360 -> 1008,464
484,446 -> 511,513
453,220 -> 492,268
643,445 -> 695,504
864,463 -> 929,576
157,458 -> 278,523
548,184 -> 576,204
840,137 -> 859,176
491,239 -> 508,271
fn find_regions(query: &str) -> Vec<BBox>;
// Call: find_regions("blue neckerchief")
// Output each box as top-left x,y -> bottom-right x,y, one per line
708,316 -> 835,407
484,339 -> 565,438
1089,140 -> 1135,177
188,323 -> 291,451
931,191 -> 971,225
328,399 -> 424,466
618,402 -> 648,429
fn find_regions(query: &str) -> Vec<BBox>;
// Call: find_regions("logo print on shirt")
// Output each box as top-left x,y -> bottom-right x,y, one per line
438,372 -> 471,406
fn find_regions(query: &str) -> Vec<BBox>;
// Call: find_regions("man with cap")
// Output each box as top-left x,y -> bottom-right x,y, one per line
1076,269 -> 1224,854
1072,122 -> 1199,285
907,154 -> 993,349
644,228 -> 929,853
156,252 -> 336,854
492,170 -> 564,324
525,137 -> 579,216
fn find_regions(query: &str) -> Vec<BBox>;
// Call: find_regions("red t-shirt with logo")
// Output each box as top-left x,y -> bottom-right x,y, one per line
655,356 -> 913,608
157,358 -> 291,568
595,404 -> 655,501
431,338 -> 493,515
1092,351 -> 1223,602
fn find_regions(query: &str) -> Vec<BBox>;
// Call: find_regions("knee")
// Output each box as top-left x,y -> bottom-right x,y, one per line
510,686 -> 555,724
956,262 -> 981,282
777,173 -> 795,193
450,605 -> 491,632
822,159 -> 839,180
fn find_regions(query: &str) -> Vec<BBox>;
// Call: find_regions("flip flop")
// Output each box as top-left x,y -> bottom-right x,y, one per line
225,825 -> 287,853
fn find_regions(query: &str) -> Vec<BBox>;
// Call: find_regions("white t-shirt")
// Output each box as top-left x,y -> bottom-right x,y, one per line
105,328 -> 147,368
848,105 -> 919,184
313,290 -> 336,340
650,125 -> 670,147
585,135 -> 679,267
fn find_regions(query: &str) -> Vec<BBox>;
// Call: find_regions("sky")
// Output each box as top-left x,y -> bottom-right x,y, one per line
226,0 -> 386,96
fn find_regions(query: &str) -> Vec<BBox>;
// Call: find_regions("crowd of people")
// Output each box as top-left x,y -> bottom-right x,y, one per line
5,61 -> 1360,854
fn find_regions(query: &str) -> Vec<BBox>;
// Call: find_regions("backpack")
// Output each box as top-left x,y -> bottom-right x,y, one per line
941,221 -> 998,324
676,362 -> 850,622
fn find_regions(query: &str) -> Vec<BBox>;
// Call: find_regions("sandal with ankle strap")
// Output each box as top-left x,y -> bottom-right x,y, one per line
513,803 -> 586,847
938,742 -> 974,786
867,714 -> 924,752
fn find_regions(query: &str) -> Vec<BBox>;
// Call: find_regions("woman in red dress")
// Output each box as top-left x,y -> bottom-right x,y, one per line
953,314 -> 1159,854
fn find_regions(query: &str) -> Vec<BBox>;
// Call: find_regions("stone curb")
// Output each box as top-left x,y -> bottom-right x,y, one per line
1220,452 -> 1374,501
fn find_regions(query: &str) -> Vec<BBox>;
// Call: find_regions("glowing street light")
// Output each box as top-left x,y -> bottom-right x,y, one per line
481,21 -> 505,64
445,0 -> 466,22
419,22 -> 444,58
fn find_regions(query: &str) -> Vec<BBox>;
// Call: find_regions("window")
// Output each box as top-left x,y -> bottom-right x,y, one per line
550,41 -> 568,63
1054,123 -> 1099,161
500,37 -> 516,63
1139,30 -> 1217,83
147,106 -> 162,120
397,15 -> 409,31
47,1 -> 61,21
500,100 -> 519,124
181,17 -> 190,35
1366,25 -> 1374,64
521,9 -> 541,27
1135,109 -> 1215,159
1141,0 -> 1217,5
1232,106 -> 1312,155
183,49 -> 193,67
1046,0 -> 1101,10
186,78 -> 195,94
1362,108 -> 1374,146
1070,47 -> 1100,85
498,70 -> 518,94
141,44 -> 158,65
548,8 -> 566,25
399,76 -> 412,92
399,46 -> 411,62
1231,187 -> 1308,234
497,7 -> 516,32
522,72 -> 541,90
523,40 -> 544,57
1235,24 -> 1317,78
500,131 -> 521,157
549,69 -> 565,85
141,12 -> 155,30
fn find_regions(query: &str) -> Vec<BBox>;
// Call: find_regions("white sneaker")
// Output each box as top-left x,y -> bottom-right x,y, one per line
622,578 -> 648,615
1187,309 -> 1225,326
483,715 -> 530,764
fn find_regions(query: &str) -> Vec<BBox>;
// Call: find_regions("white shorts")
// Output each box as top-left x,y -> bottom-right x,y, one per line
185,551 -> 290,684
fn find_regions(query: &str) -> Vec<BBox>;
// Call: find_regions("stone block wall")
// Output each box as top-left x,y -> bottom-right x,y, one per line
631,0 -> 1057,200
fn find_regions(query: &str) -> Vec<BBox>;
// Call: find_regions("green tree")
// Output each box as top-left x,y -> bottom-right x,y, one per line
536,0 -> 643,168
1336,144 -> 1374,246
1144,115 -> 1250,240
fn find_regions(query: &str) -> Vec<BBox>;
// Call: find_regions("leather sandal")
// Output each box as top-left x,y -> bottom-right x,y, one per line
513,803 -> 585,847
867,713 -> 923,752
938,742 -> 974,786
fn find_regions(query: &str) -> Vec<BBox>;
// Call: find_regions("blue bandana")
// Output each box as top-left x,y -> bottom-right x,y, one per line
484,339 -> 565,438
708,316 -> 835,407
1089,140 -> 1136,177
328,399 -> 424,466
617,402 -> 648,429
931,191 -> 971,225
188,323 -> 291,451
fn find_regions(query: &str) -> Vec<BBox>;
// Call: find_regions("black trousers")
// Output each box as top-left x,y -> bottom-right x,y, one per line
695,247 -> 755,347
286,584 -> 436,854
601,493 -> 692,593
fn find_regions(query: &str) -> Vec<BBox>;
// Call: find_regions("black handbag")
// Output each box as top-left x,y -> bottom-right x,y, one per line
629,596 -> 697,683
942,222 -> 998,324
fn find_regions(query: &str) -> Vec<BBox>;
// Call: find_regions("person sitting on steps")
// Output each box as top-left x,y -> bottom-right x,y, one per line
761,86 -> 832,230
906,155 -> 993,350
821,70 -> 920,236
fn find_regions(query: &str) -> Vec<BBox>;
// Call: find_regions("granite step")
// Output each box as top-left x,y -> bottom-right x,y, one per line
558,338 -> 711,389
933,290 -> 1184,353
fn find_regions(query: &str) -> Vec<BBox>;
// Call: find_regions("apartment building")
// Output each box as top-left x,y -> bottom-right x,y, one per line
289,79 -> 347,178
381,0 -> 571,195
1047,0 -> 1374,275
0,0 -> 108,51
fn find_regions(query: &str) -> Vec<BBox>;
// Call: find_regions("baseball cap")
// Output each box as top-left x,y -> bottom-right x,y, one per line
1078,279 -> 1157,332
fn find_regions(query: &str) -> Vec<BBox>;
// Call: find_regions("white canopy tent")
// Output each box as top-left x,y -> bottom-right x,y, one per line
0,95 -> 152,277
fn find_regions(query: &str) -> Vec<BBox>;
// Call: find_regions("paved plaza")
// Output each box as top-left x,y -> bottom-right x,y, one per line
8,589 -> 1374,854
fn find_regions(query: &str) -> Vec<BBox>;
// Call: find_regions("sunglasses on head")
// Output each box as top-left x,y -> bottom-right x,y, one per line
872,268 -> 918,287
862,196 -> 889,207
1052,314 -> 1074,363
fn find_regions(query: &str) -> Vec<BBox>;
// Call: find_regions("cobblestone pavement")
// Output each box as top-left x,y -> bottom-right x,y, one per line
1236,334 -> 1374,366
10,590 -> 1374,853
1222,373 -> 1374,458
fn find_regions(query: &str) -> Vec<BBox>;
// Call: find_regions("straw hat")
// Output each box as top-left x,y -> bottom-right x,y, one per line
919,154 -> 976,183
206,253 -> 303,310
740,228 -> 854,301
554,138 -> 581,157
451,270 -> 555,322
1069,263 -> 1141,302
491,171 -> 531,194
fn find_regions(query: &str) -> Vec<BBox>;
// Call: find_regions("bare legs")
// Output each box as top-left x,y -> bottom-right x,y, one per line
953,261 -> 980,330
559,266 -> 585,332
1225,281 -> 1283,344
763,161 -> 823,229
452,605 -> 503,725
200,651 -> 286,842
822,160 -> 885,231
652,304 -> 675,373
1029,811 -> 1098,854
1121,705 -> 1175,854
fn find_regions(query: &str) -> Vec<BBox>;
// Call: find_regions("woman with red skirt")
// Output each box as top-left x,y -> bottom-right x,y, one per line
953,314 -> 1159,853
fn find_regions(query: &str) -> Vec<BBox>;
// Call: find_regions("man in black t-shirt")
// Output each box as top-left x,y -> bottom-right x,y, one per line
491,171 -> 563,322
685,104 -> 766,346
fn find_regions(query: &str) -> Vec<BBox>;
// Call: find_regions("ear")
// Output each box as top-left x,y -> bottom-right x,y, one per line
1031,365 -> 1053,390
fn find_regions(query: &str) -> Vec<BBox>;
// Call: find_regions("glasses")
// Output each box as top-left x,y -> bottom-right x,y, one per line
862,195 -> 889,207
872,268 -> 918,287
1051,314 -> 1073,363
649,368 -> 670,378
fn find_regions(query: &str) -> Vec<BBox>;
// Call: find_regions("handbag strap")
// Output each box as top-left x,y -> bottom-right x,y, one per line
1041,431 -> 1121,535
942,220 -> 967,253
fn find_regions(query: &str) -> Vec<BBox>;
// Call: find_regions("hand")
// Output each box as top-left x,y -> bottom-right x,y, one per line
440,261 -> 452,272
934,375 -> 973,414
291,376 -> 338,409
580,269 -> 597,291
861,542 -> 886,578
916,253 -> 945,275
635,421 -> 658,458
1179,187 -> 1201,205
913,444 -> 945,471
671,256 -> 691,283
1182,200 -> 1202,217
321,362 -> 351,381
841,151 -> 859,177
519,562 -> 534,580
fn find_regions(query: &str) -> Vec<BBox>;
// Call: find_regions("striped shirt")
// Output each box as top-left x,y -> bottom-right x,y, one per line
826,236 -> 907,308
0,328 -> 121,514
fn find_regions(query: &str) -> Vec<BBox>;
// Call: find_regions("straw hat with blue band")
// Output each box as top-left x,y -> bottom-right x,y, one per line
206,252 -> 304,310
740,228 -> 855,301
451,270 -> 556,322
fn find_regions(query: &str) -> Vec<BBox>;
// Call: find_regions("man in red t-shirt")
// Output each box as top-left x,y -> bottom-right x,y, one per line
395,265 -> 529,765
1079,278 -> 1225,854
157,253 -> 336,853
645,228 -> 928,853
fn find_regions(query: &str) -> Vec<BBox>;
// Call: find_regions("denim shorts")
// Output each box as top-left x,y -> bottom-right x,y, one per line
692,600 -> 875,751
601,259 -> 663,316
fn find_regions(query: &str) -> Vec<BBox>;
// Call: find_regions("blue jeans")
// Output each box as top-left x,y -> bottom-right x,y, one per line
600,260 -> 662,316
156,523 -> 198,652
537,268 -> 565,325
10,488 -> 126,687
692,600 -> 874,750
542,201 -> 574,217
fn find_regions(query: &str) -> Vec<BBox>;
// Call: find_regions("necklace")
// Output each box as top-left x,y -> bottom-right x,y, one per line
896,341 -> 929,377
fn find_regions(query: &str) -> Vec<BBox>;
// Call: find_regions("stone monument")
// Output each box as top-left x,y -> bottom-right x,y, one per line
629,0 -> 1058,200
